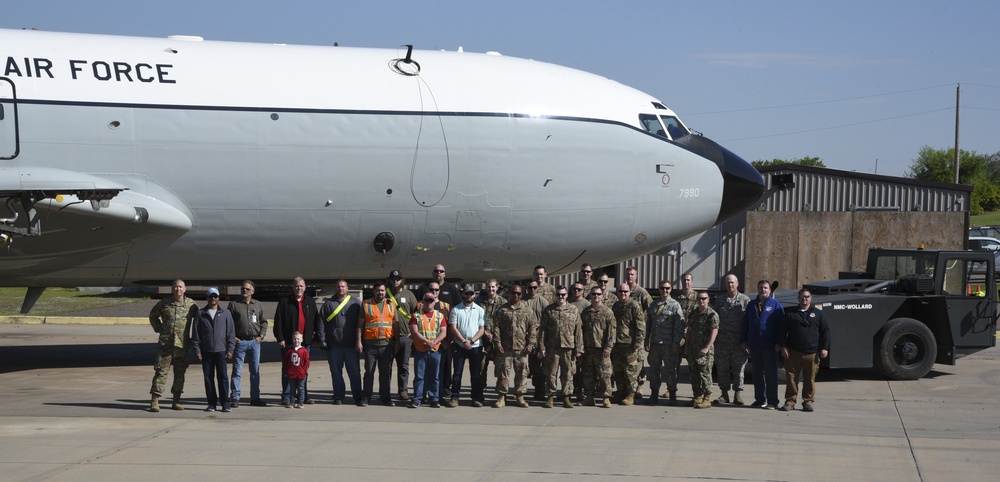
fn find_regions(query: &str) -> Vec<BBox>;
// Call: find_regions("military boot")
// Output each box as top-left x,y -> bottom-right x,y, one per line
582,395 -> 596,407
149,395 -> 160,412
732,391 -> 745,406
689,395 -> 702,407
668,391 -> 678,406
696,395 -> 712,409
544,396 -> 554,409
601,398 -> 612,408
643,393 -> 659,405
171,393 -> 184,411
516,395 -> 529,408
563,396 -> 574,408
713,391 -> 730,405
492,395 -> 505,408
620,392 -> 635,406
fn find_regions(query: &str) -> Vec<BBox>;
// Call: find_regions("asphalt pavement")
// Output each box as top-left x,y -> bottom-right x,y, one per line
1,323 -> 999,481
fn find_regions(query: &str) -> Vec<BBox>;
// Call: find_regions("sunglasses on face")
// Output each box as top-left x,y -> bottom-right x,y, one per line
697,297 -> 709,301
511,291 -> 523,296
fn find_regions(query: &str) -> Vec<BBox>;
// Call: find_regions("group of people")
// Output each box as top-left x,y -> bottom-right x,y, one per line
146,263 -> 830,413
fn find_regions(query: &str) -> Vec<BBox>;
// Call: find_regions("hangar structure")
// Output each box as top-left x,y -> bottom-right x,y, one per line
556,164 -> 973,291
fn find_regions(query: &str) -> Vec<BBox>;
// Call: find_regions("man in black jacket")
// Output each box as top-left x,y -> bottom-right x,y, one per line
776,288 -> 830,412
273,277 -> 321,406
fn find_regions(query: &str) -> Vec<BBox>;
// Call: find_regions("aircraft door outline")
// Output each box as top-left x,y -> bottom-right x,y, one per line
0,77 -> 19,160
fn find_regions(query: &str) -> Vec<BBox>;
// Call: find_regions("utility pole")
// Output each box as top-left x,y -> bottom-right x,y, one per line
954,83 -> 960,184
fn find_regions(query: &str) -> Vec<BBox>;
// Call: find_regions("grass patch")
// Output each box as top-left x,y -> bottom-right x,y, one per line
0,287 -> 153,316
971,211 -> 1000,227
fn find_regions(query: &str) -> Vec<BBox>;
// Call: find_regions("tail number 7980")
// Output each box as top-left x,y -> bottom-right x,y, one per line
678,188 -> 700,198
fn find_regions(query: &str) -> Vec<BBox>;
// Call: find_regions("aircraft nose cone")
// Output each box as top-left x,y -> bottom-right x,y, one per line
674,134 -> 765,224
716,146 -> 765,224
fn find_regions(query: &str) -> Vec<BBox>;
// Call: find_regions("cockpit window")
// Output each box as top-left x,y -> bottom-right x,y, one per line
638,114 -> 688,140
661,116 -> 688,139
639,114 -> 665,137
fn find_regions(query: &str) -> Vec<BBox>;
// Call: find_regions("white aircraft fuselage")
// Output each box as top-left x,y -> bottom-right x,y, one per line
0,29 -> 764,290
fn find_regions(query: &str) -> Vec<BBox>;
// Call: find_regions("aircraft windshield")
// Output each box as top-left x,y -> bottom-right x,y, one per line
638,114 -> 688,140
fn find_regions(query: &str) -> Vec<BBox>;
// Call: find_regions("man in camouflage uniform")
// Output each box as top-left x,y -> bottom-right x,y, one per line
625,266 -> 653,312
491,283 -> 539,408
148,279 -> 198,412
577,263 -> 598,293
673,272 -> 698,321
625,266 -> 652,400
523,279 -> 549,400
568,282 -> 590,313
533,265 -> 557,305
580,286 -> 616,408
611,283 -> 645,405
644,280 -> 685,406
597,273 -> 618,308
475,279 -> 506,391
685,291 -> 719,409
538,286 -> 583,408
712,274 -> 751,405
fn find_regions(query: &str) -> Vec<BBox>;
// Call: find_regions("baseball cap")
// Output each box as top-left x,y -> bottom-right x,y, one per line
206,287 -> 220,297
422,293 -> 436,303
462,284 -> 476,295
389,270 -> 403,280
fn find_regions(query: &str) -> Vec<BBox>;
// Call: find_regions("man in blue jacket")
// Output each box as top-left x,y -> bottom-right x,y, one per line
192,287 -> 236,412
741,280 -> 784,409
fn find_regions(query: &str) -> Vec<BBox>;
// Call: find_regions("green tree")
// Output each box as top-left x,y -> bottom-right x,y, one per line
905,146 -> 1000,215
752,156 -> 826,168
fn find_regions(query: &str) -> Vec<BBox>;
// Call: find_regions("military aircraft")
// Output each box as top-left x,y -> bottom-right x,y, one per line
0,28 -> 764,312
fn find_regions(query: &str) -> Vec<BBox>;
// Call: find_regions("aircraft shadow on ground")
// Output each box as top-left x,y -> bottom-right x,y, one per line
0,343 -> 284,373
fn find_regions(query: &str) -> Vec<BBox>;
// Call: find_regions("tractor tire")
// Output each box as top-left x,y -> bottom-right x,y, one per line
874,318 -> 937,380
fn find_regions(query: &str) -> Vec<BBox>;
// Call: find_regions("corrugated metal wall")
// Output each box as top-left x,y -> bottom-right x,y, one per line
553,165 -> 971,291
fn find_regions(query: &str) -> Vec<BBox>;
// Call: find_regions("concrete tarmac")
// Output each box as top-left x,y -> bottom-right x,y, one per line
1,322 -> 999,481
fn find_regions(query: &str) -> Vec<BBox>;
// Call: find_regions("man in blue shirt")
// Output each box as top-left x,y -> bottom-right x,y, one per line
741,280 -> 784,409
448,284 -> 486,407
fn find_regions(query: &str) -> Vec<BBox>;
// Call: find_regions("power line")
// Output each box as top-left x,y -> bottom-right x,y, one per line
720,107 -> 953,142
682,84 -> 955,116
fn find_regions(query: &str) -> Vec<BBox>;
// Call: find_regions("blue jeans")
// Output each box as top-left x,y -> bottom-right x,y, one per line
201,351 -> 229,409
326,344 -> 362,402
412,349 -> 441,405
280,345 -> 310,401
230,338 -> 261,402
750,346 -> 779,406
452,344 -> 483,401
290,378 -> 306,404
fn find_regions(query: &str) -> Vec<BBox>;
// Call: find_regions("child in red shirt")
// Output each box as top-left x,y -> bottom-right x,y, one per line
283,331 -> 310,408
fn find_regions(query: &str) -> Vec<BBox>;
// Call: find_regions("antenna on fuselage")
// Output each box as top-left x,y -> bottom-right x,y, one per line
389,45 -> 420,76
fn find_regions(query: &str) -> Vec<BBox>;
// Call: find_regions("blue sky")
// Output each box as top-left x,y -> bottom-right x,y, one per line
5,0 -> 999,177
